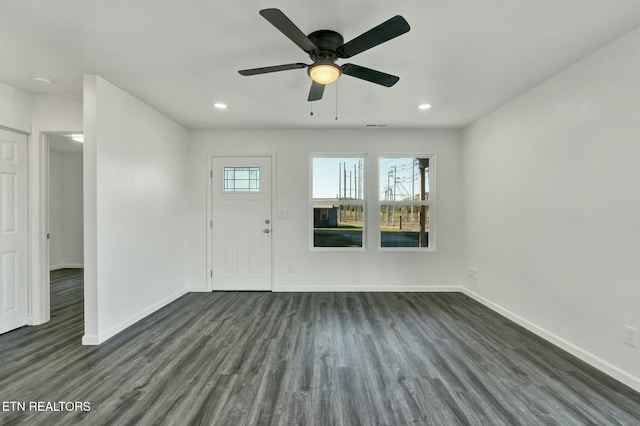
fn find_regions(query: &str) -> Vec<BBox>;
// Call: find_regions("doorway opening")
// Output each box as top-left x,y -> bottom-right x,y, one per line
45,133 -> 84,319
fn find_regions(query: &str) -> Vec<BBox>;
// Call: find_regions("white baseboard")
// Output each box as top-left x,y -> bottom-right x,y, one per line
462,288 -> 640,394
82,334 -> 99,345
50,263 -> 84,271
83,289 -> 188,346
274,285 -> 463,292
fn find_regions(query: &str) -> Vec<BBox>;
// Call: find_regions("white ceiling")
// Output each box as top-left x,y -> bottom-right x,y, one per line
49,134 -> 83,154
2,1 -> 640,130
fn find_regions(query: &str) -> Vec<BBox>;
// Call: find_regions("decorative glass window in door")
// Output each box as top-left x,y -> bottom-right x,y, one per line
224,167 -> 260,192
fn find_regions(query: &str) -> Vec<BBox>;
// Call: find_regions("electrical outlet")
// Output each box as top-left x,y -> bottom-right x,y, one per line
624,325 -> 639,348
287,264 -> 294,273
278,210 -> 290,219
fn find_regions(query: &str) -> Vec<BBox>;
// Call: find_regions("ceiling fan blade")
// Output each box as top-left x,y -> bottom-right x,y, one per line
338,15 -> 410,58
238,63 -> 307,76
341,63 -> 400,87
259,8 -> 318,53
308,81 -> 325,101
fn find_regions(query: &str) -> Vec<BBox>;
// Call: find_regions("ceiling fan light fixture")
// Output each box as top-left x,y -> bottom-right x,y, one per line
309,63 -> 341,85
239,9 -> 410,101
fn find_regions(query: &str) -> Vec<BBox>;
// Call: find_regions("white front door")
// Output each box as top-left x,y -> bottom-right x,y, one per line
211,156 -> 272,291
0,129 -> 28,334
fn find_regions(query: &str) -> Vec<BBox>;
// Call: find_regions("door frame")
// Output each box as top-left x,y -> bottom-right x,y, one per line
29,128 -> 83,325
206,153 -> 275,292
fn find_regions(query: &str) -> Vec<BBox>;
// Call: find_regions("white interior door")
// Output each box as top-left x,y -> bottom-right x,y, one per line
212,156 -> 272,291
0,129 -> 28,334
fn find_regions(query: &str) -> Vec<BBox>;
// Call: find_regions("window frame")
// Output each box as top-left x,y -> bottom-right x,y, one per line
309,153 -> 367,251
377,154 -> 435,251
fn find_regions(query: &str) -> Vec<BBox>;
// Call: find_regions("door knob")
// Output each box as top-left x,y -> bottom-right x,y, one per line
264,229 -> 271,233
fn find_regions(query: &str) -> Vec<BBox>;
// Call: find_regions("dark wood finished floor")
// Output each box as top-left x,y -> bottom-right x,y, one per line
1,269 -> 639,425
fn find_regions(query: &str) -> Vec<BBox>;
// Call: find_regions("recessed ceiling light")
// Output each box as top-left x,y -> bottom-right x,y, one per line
31,74 -> 54,85
69,134 -> 84,143
214,103 -> 227,109
418,104 -> 432,110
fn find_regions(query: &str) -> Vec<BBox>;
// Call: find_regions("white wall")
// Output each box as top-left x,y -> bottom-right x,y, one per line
49,151 -> 83,269
31,93 -> 83,129
188,129 -> 464,291
0,81 -> 31,133
49,152 -> 63,268
462,26 -> 640,391
83,75 -> 189,344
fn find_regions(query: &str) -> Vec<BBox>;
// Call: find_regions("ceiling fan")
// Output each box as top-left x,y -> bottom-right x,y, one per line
238,9 -> 410,102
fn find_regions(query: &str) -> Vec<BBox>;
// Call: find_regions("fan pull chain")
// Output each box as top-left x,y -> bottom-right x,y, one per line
335,81 -> 339,120
310,101 -> 314,116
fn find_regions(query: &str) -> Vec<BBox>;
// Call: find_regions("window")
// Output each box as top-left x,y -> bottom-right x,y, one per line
379,156 -> 433,249
311,156 -> 365,248
224,167 -> 260,192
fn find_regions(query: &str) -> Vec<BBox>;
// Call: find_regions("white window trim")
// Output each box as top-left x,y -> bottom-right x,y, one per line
310,153 -> 367,251
377,153 -> 436,252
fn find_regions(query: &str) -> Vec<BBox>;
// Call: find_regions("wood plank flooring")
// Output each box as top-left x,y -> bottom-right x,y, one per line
1,269 -> 639,425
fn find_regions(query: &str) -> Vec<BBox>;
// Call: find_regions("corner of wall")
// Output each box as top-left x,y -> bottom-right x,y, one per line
83,75 -> 99,341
